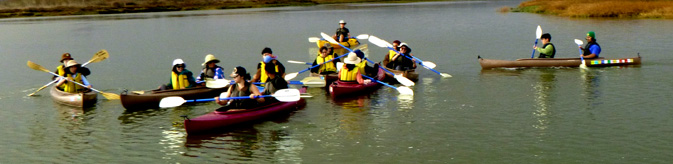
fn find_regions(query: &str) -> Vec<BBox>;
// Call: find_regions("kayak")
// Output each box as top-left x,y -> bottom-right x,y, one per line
120,86 -> 229,110
183,89 -> 307,134
316,38 -> 359,49
329,67 -> 385,97
478,54 -> 641,69
50,86 -> 97,108
382,66 -> 419,82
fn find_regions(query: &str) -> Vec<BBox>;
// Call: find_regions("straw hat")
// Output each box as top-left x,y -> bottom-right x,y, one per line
64,60 -> 80,68
202,54 -> 220,66
343,52 -> 361,64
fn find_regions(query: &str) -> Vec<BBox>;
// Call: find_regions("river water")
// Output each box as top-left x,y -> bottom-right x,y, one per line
2,1 -> 672,163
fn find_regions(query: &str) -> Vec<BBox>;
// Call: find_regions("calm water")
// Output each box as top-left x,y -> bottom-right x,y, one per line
2,1 -> 673,163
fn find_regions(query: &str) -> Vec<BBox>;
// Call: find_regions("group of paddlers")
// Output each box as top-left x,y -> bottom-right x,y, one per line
532,31 -> 602,59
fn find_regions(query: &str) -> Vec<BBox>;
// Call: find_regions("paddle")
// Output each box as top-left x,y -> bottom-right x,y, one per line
575,39 -> 588,69
361,75 -> 414,95
159,88 -> 308,108
308,34 -> 370,43
530,25 -> 542,58
367,35 -> 452,78
284,44 -> 369,81
287,60 -> 312,65
26,61 -> 120,100
27,49 -> 109,96
320,32 -> 416,87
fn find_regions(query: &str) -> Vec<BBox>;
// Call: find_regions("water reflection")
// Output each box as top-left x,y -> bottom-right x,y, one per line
532,69 -> 556,132
581,69 -> 603,109
332,96 -> 370,138
184,128 -> 303,163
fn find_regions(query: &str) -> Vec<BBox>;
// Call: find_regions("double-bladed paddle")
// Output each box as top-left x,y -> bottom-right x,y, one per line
361,75 -> 414,95
284,44 -> 368,81
159,88 -> 310,108
366,35 -> 452,78
27,49 -> 109,96
308,34 -> 370,43
26,61 -> 120,100
320,32 -> 416,87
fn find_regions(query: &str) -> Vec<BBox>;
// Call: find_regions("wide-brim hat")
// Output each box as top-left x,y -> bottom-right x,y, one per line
60,53 -> 74,62
344,52 -> 361,64
65,60 -> 80,68
202,54 -> 220,66
339,20 -> 346,24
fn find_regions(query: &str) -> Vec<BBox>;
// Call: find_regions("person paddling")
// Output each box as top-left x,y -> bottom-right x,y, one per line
333,20 -> 350,42
54,53 -> 91,89
261,63 -> 289,103
382,40 -> 401,69
310,46 -> 339,75
215,66 -> 264,112
580,31 -> 601,59
338,52 -> 370,85
390,43 -> 417,71
534,33 -> 556,58
55,60 -> 91,93
252,47 -> 286,83
353,49 -> 379,77
161,59 -> 196,90
196,54 -> 225,85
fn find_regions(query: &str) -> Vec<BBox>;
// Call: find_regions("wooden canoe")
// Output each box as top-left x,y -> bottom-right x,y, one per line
478,55 -> 641,69
50,86 -> 97,108
329,67 -> 386,97
183,88 -> 307,134
120,86 -> 229,110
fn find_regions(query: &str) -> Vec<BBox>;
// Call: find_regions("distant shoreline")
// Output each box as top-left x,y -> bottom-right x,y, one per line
0,0 -> 445,19
500,0 -> 673,19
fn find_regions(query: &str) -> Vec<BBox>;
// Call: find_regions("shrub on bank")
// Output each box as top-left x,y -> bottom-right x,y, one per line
507,0 -> 673,19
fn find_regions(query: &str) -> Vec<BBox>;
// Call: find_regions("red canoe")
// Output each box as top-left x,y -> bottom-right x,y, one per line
183,92 -> 307,134
329,67 -> 386,97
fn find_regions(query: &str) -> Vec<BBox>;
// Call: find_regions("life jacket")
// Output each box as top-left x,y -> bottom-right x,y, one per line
316,55 -> 337,73
583,42 -> 601,58
356,60 -> 367,75
56,65 -> 67,90
171,71 -> 190,89
259,61 -> 279,83
339,65 -> 359,82
62,73 -> 83,93
388,50 -> 397,61
539,43 -> 556,58
201,66 -> 222,79
229,81 -> 254,107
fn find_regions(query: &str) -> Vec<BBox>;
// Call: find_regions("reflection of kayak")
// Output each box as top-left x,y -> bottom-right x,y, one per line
183,89 -> 307,134
50,86 -> 97,108
329,67 -> 385,97
382,66 -> 419,83
120,86 -> 229,110
316,38 -> 359,49
478,55 -> 641,69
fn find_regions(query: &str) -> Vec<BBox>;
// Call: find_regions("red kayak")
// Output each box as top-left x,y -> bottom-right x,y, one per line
183,91 -> 307,134
329,67 -> 385,97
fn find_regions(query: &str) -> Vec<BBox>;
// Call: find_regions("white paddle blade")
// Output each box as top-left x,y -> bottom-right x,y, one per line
301,77 -> 326,87
336,62 -> 344,72
367,35 -> 389,48
580,60 -> 588,69
159,96 -> 187,108
397,86 -> 414,95
284,72 -> 298,81
421,61 -> 437,69
206,79 -> 230,88
574,39 -> 584,45
308,37 -> 320,43
272,89 -> 301,102
536,25 -> 542,39
320,32 -> 339,44
356,34 -> 369,40
288,60 -> 308,64
440,73 -> 453,78
394,74 -> 415,86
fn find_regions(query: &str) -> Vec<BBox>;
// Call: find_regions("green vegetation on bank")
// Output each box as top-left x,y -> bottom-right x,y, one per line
0,0 -> 438,19
502,0 -> 673,19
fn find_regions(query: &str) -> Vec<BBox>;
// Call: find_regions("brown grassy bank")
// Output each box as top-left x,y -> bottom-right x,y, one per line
0,0 -> 432,18
503,0 -> 673,19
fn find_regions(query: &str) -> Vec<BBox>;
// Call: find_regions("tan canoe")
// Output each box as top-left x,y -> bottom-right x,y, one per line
50,86 -> 98,108
478,54 -> 641,69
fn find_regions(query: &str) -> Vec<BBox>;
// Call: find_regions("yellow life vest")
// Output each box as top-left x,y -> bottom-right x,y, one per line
388,50 -> 397,61
63,73 -> 83,93
339,65 -> 359,82
259,61 -> 279,83
56,65 -> 66,90
316,54 -> 337,73
171,71 -> 190,89
356,60 -> 367,75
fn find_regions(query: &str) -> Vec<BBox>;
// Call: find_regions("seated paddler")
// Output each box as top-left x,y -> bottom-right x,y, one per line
215,66 -> 264,112
382,40 -> 401,69
580,31 -> 601,59
53,53 -> 91,90
262,63 -> 289,103
533,33 -> 556,58
55,60 -> 91,93
390,43 -> 417,71
252,47 -> 286,83
160,59 -> 196,90
196,54 -> 225,85
353,49 -> 379,77
338,52 -> 370,85
310,46 -> 339,75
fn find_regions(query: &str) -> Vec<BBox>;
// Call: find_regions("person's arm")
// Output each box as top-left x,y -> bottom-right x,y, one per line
215,67 -> 225,80
409,53 -> 417,68
277,62 -> 286,78
356,71 -> 364,84
251,63 -> 262,82
535,45 -> 554,57
80,75 -> 92,88
185,71 -> 197,88
56,77 -> 67,87
195,69 -> 205,83
310,59 -> 319,73
250,84 -> 265,103
589,45 -> 601,58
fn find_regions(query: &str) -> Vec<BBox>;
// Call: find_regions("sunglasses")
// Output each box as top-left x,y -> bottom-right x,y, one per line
175,65 -> 185,68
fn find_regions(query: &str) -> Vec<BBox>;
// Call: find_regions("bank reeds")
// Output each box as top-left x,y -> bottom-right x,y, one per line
509,0 -> 673,19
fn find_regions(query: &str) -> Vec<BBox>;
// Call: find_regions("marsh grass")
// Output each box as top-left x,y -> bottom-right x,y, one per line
510,0 -> 673,18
